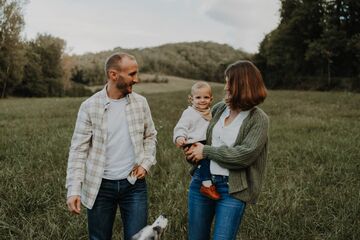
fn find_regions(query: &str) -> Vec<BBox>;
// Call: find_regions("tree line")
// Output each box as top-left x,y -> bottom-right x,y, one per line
1,0 -> 359,98
255,0 -> 360,91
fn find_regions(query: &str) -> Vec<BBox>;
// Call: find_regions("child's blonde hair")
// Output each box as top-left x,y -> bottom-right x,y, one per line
188,81 -> 212,104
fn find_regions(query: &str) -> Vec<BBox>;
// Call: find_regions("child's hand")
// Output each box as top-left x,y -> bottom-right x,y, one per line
175,137 -> 186,148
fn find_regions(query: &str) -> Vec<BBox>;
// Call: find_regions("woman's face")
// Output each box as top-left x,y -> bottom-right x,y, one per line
224,76 -> 231,97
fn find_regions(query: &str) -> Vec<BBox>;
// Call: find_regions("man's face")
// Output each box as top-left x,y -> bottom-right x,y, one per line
111,58 -> 139,96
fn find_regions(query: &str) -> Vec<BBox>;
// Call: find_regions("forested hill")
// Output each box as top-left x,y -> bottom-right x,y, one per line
70,41 -> 251,86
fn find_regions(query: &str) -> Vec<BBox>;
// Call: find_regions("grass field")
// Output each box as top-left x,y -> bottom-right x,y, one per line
1,87 -> 359,240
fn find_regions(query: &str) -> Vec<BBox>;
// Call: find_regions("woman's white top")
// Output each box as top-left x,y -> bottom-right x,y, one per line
210,107 -> 250,176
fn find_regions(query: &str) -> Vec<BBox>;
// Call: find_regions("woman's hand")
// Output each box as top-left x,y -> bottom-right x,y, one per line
185,142 -> 204,162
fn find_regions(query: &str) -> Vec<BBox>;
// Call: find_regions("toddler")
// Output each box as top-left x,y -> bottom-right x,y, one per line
173,81 -> 220,200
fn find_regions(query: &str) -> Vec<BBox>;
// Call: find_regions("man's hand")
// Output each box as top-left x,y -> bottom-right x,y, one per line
132,165 -> 147,179
175,137 -> 186,148
67,195 -> 81,215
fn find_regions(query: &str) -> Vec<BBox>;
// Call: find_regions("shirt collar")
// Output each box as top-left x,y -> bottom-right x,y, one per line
220,106 -> 250,127
101,84 -> 133,109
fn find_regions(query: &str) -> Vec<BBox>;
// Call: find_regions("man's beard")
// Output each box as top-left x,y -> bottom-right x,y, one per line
116,78 -> 132,96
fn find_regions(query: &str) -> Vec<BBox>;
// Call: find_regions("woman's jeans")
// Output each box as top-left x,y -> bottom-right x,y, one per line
87,178 -> 148,240
188,170 -> 246,240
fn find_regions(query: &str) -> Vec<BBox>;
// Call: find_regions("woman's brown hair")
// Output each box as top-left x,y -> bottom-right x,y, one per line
224,60 -> 267,111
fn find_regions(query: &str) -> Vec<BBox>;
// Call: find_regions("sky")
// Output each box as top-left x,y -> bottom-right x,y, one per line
23,0 -> 280,55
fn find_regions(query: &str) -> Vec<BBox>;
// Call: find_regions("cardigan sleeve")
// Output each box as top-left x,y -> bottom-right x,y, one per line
203,110 -> 269,170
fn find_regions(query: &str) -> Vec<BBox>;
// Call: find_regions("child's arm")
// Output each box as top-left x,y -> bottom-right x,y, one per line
173,108 -> 193,147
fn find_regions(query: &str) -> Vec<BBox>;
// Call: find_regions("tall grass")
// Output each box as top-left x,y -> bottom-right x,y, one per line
0,88 -> 359,239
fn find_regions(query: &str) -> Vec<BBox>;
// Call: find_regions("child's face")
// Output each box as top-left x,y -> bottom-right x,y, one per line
192,87 -> 213,110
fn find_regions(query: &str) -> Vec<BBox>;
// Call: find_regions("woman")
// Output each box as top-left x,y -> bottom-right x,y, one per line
185,60 -> 269,240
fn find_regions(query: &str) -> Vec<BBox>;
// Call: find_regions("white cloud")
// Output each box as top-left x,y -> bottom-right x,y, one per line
198,0 -> 280,52
200,0 -> 279,28
22,0 -> 280,54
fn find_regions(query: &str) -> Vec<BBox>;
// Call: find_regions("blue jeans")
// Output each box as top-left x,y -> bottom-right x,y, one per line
87,178 -> 148,240
188,170 -> 246,240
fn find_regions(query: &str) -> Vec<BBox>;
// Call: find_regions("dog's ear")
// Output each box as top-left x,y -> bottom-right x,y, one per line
152,226 -> 160,240
153,226 -> 161,234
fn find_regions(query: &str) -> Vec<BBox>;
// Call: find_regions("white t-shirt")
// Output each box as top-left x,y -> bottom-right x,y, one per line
103,97 -> 136,180
210,107 -> 250,176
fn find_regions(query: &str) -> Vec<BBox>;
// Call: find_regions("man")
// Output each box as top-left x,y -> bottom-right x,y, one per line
66,52 -> 157,240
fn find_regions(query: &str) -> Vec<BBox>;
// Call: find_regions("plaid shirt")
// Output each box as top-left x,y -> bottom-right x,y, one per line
65,87 -> 157,209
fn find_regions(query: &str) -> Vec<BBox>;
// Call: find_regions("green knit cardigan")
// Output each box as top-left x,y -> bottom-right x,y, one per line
203,102 -> 269,204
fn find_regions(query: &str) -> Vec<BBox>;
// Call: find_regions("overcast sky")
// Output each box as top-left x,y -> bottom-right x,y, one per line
23,0 -> 280,55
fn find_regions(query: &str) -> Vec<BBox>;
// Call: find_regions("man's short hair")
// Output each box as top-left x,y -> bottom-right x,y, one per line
104,52 -> 136,78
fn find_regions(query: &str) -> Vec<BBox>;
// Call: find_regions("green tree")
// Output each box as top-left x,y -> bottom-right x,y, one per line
15,34 -> 66,97
256,0 -> 359,91
32,34 -> 66,96
0,0 -> 25,97
14,42 -> 46,96
256,0 -> 326,88
305,0 -> 360,89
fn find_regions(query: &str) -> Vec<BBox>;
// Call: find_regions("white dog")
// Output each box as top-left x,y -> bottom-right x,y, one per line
131,215 -> 168,240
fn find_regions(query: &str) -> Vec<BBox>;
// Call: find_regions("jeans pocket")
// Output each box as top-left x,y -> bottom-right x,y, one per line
134,178 -> 147,189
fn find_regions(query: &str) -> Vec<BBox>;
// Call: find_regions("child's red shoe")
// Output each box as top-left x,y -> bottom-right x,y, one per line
200,185 -> 221,200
